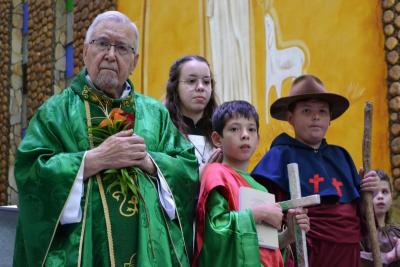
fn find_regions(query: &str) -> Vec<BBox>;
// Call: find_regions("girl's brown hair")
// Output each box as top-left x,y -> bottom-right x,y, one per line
165,55 -> 218,143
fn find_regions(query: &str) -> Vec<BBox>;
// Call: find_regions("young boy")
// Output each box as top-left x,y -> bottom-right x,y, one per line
252,74 -> 379,267
193,100 -> 309,267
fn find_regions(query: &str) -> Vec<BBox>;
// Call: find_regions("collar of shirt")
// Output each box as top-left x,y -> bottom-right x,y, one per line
182,115 -> 208,136
85,73 -> 131,98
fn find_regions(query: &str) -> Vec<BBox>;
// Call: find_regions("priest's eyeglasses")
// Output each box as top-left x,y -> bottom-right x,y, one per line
89,39 -> 135,56
179,77 -> 212,89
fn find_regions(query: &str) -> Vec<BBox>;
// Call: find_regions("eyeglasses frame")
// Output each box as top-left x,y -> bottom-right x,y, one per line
89,39 -> 136,56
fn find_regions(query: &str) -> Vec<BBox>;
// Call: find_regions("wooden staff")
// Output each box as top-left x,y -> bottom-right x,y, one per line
362,101 -> 381,267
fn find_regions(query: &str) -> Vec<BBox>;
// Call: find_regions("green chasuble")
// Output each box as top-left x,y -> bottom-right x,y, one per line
13,70 -> 199,267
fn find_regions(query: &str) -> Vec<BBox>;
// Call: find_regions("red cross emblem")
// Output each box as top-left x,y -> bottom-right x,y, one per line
331,178 -> 343,197
309,174 -> 325,193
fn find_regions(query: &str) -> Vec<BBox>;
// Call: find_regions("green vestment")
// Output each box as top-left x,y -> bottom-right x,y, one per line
13,70 -> 199,267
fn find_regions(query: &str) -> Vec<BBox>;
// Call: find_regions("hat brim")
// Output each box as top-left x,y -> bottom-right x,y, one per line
270,92 -> 350,121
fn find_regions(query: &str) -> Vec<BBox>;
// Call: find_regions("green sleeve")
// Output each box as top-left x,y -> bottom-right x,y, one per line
198,190 -> 262,267
14,91 -> 88,267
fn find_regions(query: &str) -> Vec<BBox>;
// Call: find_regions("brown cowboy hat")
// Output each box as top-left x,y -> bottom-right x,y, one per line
270,74 -> 349,121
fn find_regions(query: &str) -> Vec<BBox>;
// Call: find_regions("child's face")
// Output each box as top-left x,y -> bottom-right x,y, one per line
373,180 -> 392,218
288,99 -> 330,148
177,60 -> 212,118
213,116 -> 259,165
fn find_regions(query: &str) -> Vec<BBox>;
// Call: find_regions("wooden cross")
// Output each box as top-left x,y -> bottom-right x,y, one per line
278,194 -> 320,211
287,163 -> 311,267
239,186 -> 319,250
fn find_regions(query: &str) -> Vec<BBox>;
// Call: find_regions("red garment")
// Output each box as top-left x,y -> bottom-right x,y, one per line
258,179 -> 362,267
307,203 -> 361,267
308,238 -> 360,267
193,163 -> 283,267
307,203 -> 361,243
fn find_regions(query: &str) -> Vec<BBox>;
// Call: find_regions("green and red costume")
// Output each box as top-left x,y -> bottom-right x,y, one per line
194,163 -> 283,267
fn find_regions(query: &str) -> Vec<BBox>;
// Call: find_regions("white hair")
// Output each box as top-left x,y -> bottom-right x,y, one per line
84,11 -> 139,53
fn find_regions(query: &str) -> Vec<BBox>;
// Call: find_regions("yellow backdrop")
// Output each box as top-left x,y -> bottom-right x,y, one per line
118,0 -> 389,174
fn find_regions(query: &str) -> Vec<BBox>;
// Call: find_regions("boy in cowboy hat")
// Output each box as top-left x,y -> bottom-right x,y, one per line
252,74 -> 379,267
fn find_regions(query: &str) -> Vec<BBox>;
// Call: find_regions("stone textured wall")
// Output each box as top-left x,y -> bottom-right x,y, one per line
382,0 -> 400,194
26,0 -> 55,119
0,0 -> 12,205
53,0 -> 67,95
3,1 -> 116,205
73,1 -> 116,74
8,0 -> 24,205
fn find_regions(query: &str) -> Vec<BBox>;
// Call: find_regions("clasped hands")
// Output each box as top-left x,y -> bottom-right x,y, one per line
361,238 -> 400,264
84,130 -> 156,179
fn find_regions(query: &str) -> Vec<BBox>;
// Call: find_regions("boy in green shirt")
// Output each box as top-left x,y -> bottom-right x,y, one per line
193,100 -> 309,267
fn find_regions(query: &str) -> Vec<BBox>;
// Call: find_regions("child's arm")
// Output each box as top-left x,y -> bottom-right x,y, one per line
278,208 -> 310,248
361,238 -> 400,264
205,189 -> 260,238
383,238 -> 400,264
251,202 -> 283,230
199,189 -> 265,266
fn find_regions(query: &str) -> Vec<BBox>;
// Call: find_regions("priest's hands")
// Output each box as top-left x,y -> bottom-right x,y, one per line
84,130 -> 156,179
252,203 -> 283,230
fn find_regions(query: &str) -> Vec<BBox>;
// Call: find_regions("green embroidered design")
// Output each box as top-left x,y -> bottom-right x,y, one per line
123,253 -> 136,267
82,85 -> 134,109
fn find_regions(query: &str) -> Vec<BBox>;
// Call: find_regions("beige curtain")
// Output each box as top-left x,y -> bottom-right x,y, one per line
207,0 -> 252,103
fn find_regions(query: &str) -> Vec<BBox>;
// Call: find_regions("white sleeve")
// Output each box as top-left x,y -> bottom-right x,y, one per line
148,153 -> 176,220
59,152 -> 86,225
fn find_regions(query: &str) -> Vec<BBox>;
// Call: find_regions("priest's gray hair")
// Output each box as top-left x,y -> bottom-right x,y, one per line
84,11 -> 139,53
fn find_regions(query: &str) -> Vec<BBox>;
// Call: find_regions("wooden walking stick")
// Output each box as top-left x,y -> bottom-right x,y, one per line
362,101 -> 382,267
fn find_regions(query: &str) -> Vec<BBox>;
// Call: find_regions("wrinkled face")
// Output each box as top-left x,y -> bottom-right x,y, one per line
83,20 -> 138,98
213,116 -> 259,166
373,180 -> 392,218
177,60 -> 212,118
288,99 -> 330,149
